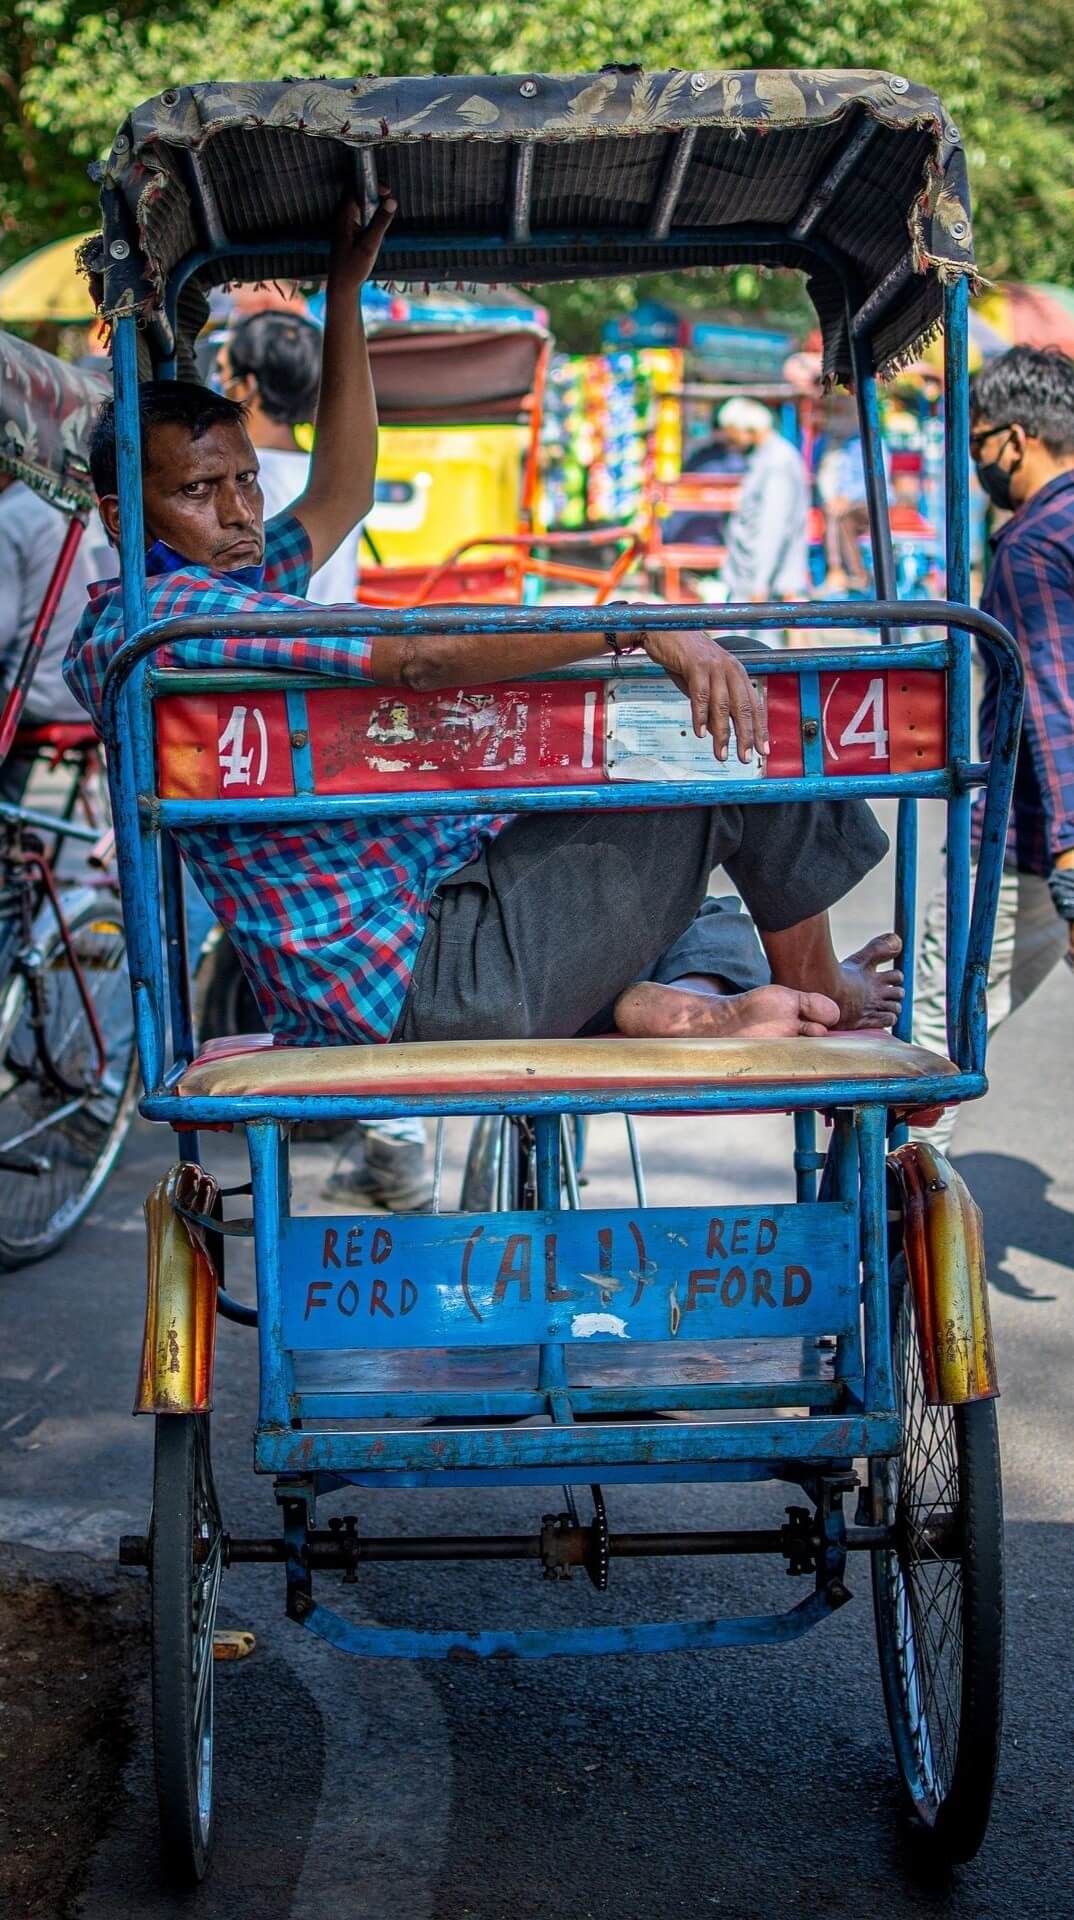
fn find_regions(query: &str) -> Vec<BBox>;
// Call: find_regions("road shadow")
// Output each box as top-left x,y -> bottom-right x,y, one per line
426,1519 -> 1073,1920
955,1151 -> 1074,1302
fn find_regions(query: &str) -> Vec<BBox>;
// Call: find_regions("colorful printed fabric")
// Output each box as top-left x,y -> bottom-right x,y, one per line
0,327 -> 108,512
977,471 -> 1074,877
63,513 -> 506,1044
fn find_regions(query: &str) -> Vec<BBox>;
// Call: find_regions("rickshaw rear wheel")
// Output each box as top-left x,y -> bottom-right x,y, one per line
150,1413 -> 223,1886
871,1255 -> 1004,1864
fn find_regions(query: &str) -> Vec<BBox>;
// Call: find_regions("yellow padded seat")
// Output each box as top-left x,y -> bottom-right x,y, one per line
177,1031 -> 959,1101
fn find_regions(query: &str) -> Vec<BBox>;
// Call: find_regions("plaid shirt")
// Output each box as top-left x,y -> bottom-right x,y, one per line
64,513 -> 504,1045
978,471 -> 1074,877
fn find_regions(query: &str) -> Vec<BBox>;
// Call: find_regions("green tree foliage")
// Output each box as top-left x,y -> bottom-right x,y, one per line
4,0 -> 1074,339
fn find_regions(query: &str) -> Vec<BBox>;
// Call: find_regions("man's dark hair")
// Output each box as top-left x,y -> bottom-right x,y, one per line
970,346 -> 1074,456
89,380 -> 247,498
228,312 -> 322,425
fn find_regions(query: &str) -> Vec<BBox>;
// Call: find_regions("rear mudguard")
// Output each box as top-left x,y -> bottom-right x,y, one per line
886,1141 -> 998,1406
135,1162 -> 220,1414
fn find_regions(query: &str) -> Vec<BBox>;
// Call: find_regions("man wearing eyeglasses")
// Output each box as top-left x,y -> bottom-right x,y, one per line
914,346 -> 1074,1150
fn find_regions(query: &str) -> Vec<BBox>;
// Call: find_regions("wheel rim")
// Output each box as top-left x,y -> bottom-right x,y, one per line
877,1291 -> 965,1821
0,914 -> 134,1249
191,1422 -> 223,1844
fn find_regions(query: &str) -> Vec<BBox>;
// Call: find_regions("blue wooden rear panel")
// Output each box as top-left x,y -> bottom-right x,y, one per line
280,1203 -> 857,1351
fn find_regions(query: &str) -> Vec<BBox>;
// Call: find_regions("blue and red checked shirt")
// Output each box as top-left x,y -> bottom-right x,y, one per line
63,513 -> 505,1045
977,470 -> 1074,876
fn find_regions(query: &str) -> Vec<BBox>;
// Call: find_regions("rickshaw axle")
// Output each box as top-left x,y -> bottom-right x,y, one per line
119,1516 -> 965,1575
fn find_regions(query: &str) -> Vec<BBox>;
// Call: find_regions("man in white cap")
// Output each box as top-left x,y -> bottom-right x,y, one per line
717,397 -> 810,607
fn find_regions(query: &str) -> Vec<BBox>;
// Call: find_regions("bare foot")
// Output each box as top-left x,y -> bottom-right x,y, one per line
614,980 -> 841,1040
836,932 -> 904,1029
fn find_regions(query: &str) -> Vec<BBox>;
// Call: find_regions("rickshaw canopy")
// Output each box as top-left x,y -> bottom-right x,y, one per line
0,328 -> 108,513
89,67 -> 974,386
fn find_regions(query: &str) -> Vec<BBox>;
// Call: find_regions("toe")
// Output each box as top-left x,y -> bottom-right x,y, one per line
798,990 -> 840,1029
851,931 -> 903,969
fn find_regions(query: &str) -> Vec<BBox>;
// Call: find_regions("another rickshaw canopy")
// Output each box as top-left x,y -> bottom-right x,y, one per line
87,68 -> 974,386
0,328 -> 108,512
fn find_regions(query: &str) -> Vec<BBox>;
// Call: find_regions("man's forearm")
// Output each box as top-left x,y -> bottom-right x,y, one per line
307,279 -> 377,526
295,194 -> 395,571
370,627 -> 607,691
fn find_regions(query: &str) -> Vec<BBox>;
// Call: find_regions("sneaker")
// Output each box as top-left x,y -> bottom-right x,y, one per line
322,1133 -> 434,1212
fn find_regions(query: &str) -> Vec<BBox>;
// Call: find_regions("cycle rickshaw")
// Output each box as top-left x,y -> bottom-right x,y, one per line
358,318 -> 643,609
89,66 -> 1020,1884
0,328 -> 137,1265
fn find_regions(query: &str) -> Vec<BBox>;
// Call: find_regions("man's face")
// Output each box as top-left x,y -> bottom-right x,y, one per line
969,414 -> 1027,506
100,417 -> 265,569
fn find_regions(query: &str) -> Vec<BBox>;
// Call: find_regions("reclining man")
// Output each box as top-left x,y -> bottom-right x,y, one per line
64,196 -> 904,1059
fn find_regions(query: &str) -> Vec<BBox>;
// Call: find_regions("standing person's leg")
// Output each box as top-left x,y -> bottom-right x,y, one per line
911,864 -> 1067,1152
324,1114 -> 431,1211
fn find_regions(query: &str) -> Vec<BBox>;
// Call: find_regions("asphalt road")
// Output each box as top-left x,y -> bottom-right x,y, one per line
2,800 -> 1073,1919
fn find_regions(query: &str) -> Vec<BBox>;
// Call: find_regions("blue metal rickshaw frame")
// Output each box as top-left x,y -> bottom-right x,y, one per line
101,180 -> 1021,1684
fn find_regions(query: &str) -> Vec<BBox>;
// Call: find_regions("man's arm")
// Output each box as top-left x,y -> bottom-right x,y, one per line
158,570 -> 769,764
290,191 -> 396,574
989,537 -> 1074,958
370,623 -> 769,763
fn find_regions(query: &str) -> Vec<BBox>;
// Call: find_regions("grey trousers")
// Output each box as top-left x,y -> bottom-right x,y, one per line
912,862 -> 1069,1151
397,799 -> 887,1043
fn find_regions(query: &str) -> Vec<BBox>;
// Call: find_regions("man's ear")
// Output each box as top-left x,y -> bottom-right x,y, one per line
99,496 -> 121,545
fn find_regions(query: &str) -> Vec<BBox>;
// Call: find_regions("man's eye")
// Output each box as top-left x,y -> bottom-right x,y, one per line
239,471 -> 259,487
181,482 -> 209,498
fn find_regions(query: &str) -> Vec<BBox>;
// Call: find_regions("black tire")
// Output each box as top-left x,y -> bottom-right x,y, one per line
196,930 -> 261,1041
150,1415 -> 223,1886
460,1115 -> 537,1212
0,896 -> 138,1268
871,1255 -> 1004,1863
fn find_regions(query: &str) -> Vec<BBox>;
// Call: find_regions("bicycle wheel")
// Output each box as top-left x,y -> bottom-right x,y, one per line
871,1255 -> 1004,1863
150,1414 -> 223,1886
0,895 -> 138,1268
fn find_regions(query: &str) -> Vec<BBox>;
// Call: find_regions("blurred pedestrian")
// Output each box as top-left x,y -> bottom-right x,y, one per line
717,397 -> 810,605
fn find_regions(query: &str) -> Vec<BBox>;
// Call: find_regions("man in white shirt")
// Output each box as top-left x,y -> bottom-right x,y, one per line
222,312 -> 362,602
717,397 -> 810,604
218,309 -> 429,1209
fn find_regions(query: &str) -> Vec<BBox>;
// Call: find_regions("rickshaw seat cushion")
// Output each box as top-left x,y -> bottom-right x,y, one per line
177,1031 -> 959,1102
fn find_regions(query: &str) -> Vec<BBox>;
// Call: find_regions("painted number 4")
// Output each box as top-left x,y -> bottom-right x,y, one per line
823,675 -> 890,763
218,704 -> 269,788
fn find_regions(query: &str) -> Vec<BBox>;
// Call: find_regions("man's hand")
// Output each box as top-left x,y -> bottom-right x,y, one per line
328,189 -> 396,291
641,629 -> 769,763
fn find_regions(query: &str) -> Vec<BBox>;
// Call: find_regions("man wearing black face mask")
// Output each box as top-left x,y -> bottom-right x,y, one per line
913,346 -> 1074,1150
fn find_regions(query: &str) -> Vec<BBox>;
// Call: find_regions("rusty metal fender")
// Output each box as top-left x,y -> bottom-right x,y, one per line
135,1162 -> 220,1414
886,1141 -> 998,1407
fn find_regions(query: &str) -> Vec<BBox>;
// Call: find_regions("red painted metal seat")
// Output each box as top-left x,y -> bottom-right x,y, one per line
178,1029 -> 958,1101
